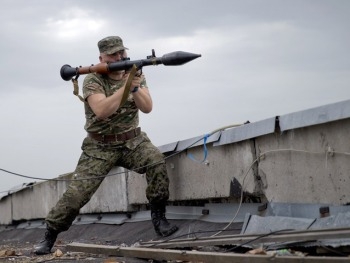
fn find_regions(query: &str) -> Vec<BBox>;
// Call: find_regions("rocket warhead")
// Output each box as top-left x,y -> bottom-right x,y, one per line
160,51 -> 201,66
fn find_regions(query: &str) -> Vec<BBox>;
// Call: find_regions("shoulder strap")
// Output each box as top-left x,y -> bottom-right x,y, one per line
72,78 -> 85,103
119,64 -> 137,108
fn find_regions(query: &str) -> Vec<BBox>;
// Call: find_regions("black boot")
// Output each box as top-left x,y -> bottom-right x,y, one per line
34,227 -> 59,255
151,204 -> 178,237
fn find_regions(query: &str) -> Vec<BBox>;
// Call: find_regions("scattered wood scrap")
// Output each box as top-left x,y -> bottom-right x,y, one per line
67,242 -> 350,262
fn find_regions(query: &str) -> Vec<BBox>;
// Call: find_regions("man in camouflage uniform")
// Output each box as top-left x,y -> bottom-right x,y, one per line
34,36 -> 178,255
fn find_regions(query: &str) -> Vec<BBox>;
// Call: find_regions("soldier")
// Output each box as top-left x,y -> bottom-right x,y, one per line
34,36 -> 178,255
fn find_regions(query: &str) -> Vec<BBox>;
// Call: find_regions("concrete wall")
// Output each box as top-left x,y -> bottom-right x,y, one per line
256,118 -> 350,205
127,141 -> 257,204
81,167 -> 130,213
1,100 -> 350,225
11,175 -> 70,221
166,141 -> 257,200
0,196 -> 12,225
5,167 -> 129,224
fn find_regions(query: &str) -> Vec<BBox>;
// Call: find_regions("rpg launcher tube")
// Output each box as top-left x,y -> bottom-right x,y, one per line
60,51 -> 201,81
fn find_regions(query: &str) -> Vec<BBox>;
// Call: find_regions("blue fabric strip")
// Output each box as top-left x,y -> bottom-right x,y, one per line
187,134 -> 210,163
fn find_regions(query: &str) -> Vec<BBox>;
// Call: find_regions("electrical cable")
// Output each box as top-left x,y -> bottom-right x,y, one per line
209,147 -> 342,237
224,228 -> 295,252
143,227 -> 242,248
1,126 -> 350,251
0,123 -> 242,193
1,123 -> 350,241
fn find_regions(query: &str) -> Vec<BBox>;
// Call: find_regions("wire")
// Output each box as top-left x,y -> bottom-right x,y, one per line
209,147 -> 342,237
1,127 -> 350,250
316,242 -> 349,257
0,123 -> 242,193
1,121 -> 350,234
142,227 -> 242,248
209,156 -> 255,237
224,228 -> 295,252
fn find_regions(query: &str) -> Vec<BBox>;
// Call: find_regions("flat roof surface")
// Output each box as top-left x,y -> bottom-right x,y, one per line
0,219 -> 241,262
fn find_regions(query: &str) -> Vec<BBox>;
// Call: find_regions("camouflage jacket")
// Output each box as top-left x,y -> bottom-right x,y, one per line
82,73 -> 147,134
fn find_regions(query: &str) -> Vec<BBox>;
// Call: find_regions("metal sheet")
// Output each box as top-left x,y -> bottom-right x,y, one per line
175,132 -> 221,151
214,117 -> 276,146
309,211 -> 350,230
267,202 -> 350,219
279,99 -> 350,132
0,182 -> 36,200
241,214 -> 315,235
203,203 -> 262,223
158,141 -> 178,154
243,212 -> 350,249
17,220 -> 46,229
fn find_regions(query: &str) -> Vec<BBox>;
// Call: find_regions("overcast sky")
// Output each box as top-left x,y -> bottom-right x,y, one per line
0,0 -> 349,193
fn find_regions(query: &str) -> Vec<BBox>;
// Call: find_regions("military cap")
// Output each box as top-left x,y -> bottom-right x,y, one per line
98,36 -> 128,54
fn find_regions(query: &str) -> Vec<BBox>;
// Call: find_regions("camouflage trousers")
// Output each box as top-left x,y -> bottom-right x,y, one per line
46,132 -> 169,232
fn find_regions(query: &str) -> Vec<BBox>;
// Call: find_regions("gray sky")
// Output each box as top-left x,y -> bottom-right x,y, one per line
1,0 -> 349,193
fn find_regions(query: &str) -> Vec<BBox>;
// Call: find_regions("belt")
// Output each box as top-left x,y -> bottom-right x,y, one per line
88,127 -> 141,143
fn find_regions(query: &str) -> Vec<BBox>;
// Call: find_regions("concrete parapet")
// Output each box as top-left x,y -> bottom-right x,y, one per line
1,100 -> 350,224
127,172 -> 148,205
0,195 -> 12,225
127,141 -> 258,204
81,167 -> 130,213
166,142 -> 257,200
11,176 -> 69,221
256,118 -> 350,205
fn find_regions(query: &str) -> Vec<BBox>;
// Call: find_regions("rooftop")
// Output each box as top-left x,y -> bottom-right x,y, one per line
1,99 -> 350,262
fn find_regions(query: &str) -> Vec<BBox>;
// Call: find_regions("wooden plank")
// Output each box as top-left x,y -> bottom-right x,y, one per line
140,227 -> 350,249
67,242 -> 350,263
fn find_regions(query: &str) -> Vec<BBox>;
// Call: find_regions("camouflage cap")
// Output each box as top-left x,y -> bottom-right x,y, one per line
98,36 -> 128,54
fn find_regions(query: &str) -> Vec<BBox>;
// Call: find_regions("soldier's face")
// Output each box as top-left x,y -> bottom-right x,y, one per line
100,50 -> 125,63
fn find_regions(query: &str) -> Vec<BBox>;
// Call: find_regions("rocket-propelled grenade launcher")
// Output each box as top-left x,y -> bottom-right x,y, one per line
60,50 -> 201,81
